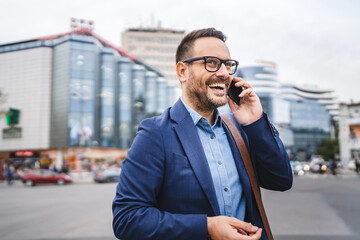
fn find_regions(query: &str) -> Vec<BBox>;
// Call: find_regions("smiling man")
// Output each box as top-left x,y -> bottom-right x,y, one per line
112,28 -> 293,240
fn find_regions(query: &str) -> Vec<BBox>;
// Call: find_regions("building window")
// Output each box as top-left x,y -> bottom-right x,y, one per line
68,42 -> 96,147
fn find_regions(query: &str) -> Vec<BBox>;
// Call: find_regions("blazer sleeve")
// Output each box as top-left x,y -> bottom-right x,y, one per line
239,113 -> 293,191
112,117 -> 207,240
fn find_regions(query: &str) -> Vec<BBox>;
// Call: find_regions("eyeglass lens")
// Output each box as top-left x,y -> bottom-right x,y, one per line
205,57 -> 237,74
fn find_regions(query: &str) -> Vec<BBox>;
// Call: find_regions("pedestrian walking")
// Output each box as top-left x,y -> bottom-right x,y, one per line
329,159 -> 337,175
5,165 -> 13,185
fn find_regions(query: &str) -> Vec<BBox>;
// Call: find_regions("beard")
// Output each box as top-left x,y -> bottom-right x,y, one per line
186,69 -> 229,112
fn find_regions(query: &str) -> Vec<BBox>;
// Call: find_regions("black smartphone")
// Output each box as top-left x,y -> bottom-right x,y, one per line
228,80 -> 243,105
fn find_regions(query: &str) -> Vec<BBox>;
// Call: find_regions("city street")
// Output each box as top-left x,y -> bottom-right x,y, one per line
263,174 -> 360,240
0,173 -> 359,240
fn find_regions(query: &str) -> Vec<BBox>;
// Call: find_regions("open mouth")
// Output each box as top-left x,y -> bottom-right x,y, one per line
209,83 -> 226,95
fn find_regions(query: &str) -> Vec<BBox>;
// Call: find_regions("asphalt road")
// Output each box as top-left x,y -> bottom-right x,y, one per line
263,173 -> 360,240
0,173 -> 359,240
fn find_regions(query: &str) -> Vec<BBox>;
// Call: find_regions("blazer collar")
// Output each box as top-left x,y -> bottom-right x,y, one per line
171,98 -> 222,126
170,99 -> 190,124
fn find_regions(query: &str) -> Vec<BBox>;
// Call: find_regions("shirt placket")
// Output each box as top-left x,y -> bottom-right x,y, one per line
208,126 -> 233,217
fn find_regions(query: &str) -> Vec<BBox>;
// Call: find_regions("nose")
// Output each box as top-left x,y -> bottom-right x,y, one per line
216,63 -> 230,78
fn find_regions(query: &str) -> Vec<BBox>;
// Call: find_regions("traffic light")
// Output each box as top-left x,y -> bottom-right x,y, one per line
5,108 -> 20,125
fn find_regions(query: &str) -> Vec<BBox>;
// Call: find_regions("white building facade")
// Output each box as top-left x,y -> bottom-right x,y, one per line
122,27 -> 184,86
339,103 -> 360,168
0,47 -> 53,150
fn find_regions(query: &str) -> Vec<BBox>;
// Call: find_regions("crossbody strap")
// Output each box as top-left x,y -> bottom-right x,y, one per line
221,113 -> 274,240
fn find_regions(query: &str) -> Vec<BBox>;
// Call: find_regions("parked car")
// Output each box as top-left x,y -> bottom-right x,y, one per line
291,161 -> 307,176
309,156 -> 327,173
94,168 -> 121,183
22,169 -> 72,186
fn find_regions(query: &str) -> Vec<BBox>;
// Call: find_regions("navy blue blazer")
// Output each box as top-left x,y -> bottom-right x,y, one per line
113,99 -> 292,240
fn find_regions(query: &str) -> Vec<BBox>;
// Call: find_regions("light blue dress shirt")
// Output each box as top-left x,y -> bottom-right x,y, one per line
181,98 -> 246,220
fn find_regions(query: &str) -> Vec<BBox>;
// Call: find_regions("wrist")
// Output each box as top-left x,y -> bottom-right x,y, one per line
207,217 -> 214,238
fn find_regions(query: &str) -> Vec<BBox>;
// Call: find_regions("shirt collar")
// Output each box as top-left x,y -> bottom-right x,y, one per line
181,97 -> 222,127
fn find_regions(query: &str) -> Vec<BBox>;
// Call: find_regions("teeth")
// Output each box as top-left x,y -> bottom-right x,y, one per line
209,83 -> 225,88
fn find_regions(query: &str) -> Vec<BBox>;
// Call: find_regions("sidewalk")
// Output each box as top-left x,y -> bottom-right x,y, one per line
299,168 -> 360,179
339,168 -> 359,174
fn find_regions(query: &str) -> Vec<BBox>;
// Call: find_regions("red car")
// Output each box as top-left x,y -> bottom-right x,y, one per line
22,169 -> 72,186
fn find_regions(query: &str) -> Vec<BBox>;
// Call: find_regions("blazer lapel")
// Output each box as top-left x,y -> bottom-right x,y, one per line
171,100 -> 220,216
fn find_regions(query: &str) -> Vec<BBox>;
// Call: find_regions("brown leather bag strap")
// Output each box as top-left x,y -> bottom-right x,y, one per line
221,113 -> 274,240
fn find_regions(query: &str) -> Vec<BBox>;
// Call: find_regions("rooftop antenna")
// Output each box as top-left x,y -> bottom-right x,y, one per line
71,18 -> 95,32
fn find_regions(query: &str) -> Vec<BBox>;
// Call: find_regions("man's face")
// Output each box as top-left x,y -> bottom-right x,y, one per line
184,37 -> 232,112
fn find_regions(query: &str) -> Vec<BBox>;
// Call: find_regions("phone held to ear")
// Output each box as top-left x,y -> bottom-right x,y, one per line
228,80 -> 243,105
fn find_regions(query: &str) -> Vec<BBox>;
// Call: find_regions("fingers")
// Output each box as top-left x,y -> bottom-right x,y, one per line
207,216 -> 263,240
239,87 -> 255,98
233,77 -> 252,89
232,77 -> 255,98
237,228 -> 263,240
230,218 -> 262,240
237,228 -> 248,235
229,217 -> 259,233
248,228 -> 262,239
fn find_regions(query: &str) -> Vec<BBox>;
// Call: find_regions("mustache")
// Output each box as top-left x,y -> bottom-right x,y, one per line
206,77 -> 230,87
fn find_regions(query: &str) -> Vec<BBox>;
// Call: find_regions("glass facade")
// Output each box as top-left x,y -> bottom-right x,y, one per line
100,53 -> 116,147
157,77 -> 167,114
68,42 -> 96,147
236,64 -> 333,159
290,99 -> 330,132
257,94 -> 273,121
166,84 -> 176,108
1,32 -> 178,150
118,58 -> 133,149
132,65 -> 146,137
145,71 -> 158,116
273,97 -> 290,125
289,99 -> 330,158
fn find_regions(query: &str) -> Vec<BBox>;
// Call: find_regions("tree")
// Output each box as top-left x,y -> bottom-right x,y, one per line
316,138 -> 339,161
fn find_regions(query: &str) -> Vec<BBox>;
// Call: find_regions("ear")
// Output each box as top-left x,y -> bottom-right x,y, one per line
176,62 -> 187,84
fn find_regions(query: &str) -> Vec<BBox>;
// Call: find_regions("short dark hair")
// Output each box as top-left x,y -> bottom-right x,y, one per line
175,28 -> 227,63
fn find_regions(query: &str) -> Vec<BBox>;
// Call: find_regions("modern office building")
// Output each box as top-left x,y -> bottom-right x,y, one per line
339,102 -> 360,168
0,25 -> 178,171
235,61 -> 338,160
122,26 -> 185,86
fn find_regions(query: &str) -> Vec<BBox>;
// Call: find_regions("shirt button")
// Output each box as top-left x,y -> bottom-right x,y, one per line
224,187 -> 228,192
210,135 -> 215,139
218,161 -> 222,165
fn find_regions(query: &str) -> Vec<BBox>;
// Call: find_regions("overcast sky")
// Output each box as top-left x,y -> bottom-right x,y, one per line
1,0 -> 359,102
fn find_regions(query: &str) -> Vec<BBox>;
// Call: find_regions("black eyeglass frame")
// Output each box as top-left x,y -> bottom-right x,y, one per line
182,56 -> 239,75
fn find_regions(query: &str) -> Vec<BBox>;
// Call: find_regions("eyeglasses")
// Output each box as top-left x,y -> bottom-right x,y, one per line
182,56 -> 239,75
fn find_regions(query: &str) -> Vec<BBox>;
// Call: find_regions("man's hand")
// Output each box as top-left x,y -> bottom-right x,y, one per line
228,77 -> 263,125
207,216 -> 262,240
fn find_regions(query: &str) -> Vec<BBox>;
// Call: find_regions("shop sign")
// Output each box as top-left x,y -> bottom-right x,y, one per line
2,127 -> 22,139
10,151 -> 40,158
5,108 -> 20,125
15,151 -> 34,157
